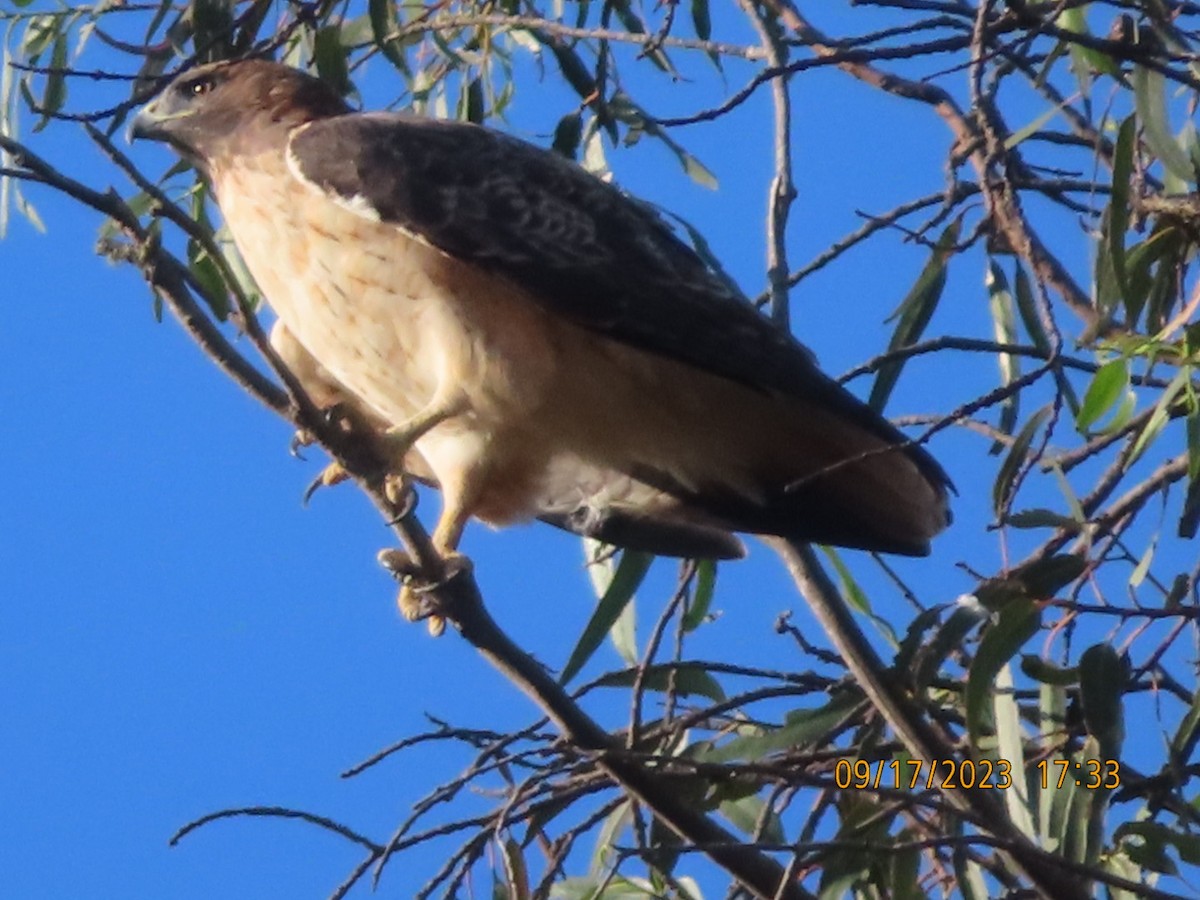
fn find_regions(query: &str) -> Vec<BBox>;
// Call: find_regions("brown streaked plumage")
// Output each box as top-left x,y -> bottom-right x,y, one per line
131,59 -> 951,578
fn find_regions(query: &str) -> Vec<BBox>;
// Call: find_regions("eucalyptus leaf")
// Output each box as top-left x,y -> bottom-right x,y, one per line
966,600 -> 1041,745
561,549 -> 652,684
1134,66 -> 1196,182
869,219 -> 958,412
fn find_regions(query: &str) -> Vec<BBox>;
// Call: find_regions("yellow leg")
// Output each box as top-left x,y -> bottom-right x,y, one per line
384,393 -> 470,457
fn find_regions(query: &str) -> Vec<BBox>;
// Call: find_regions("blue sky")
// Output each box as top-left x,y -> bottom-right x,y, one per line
2,2 -> 1184,897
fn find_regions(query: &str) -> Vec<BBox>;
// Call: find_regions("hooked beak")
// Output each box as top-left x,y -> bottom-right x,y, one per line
128,94 -> 189,144
129,103 -> 166,143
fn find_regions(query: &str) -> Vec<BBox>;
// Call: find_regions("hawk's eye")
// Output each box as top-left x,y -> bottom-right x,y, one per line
180,76 -> 215,99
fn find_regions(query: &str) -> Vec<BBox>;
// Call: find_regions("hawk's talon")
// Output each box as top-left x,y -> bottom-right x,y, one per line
384,473 -> 417,518
302,461 -> 350,505
290,401 -> 357,460
377,547 -> 419,579
289,428 -> 316,459
382,550 -> 472,638
397,585 -> 446,637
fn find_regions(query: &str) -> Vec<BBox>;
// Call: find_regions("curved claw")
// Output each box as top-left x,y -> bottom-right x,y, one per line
303,461 -> 349,505
381,550 -> 472,638
377,547 -> 419,579
289,428 -> 315,460
384,474 -> 418,521
398,585 -> 447,637
289,402 -> 355,461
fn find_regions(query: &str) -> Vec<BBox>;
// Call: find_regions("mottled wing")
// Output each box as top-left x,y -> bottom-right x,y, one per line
286,113 -> 948,492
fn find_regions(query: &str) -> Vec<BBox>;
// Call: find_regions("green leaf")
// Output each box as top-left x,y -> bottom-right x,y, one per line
561,550 -> 652,685
1076,359 -> 1129,431
1049,463 -> 1086,523
1124,226 -> 1177,329
369,0 -> 407,71
552,111 -> 583,159
312,25 -> 351,97
1119,821 -> 1200,870
1094,209 -> 1121,316
1038,681 -> 1070,848
590,800 -> 630,874
690,0 -> 711,40
1020,655 -> 1079,686
993,404 -> 1051,516
497,836 -> 530,900
821,546 -> 869,614
700,692 -> 862,763
645,818 -> 682,881
893,606 -> 944,675
994,665 -> 1036,837
678,149 -> 718,190
986,260 -> 1021,453
869,219 -> 958,412
1014,264 -> 1080,414
610,93 -> 718,190
20,15 -> 58,59
187,242 -> 229,320
1134,65 -> 1196,183
457,77 -> 483,124
539,34 -> 597,104
1012,268 -> 1044,356
719,794 -> 783,842
1018,554 -> 1088,600
191,0 -> 234,61
1079,643 -> 1125,759
1130,368 -> 1188,463
682,559 -> 716,632
32,31 -> 67,132
966,600 -> 1041,745
1129,537 -> 1156,587
1180,428 -> 1200,538
1057,8 -> 1122,79
591,663 -> 725,702
912,604 -> 988,689
952,851 -> 990,900
1109,116 -> 1136,303
1120,827 -> 1178,875
1003,99 -> 1069,150
1005,508 -> 1083,531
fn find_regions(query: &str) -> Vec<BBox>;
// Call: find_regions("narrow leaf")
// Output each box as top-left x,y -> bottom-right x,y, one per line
994,665 -> 1036,837
1134,65 -> 1196,182
561,550 -> 652,684
552,111 -> 583,159
592,663 -> 725,702
1076,359 -> 1129,431
1130,368 -> 1187,463
986,260 -> 1021,453
1079,643 -> 1125,759
701,692 -> 862,763
966,600 -> 1041,745
312,25 -> 351,97
1109,116 -> 1135,302
869,219 -> 958,412
993,405 -> 1051,516
682,559 -> 716,632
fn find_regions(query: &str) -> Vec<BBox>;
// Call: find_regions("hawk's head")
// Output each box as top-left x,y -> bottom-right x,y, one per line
130,60 -> 349,170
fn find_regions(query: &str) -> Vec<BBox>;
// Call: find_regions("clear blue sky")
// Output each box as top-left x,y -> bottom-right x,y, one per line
1,3 -> 1174,898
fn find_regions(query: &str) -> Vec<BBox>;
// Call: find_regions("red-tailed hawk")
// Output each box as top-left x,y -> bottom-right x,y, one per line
131,60 -> 950,600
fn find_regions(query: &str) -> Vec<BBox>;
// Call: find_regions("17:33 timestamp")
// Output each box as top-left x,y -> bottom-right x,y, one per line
1037,758 -> 1120,789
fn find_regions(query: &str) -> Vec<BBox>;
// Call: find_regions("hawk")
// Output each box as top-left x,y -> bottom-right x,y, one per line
131,60 -> 950,604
